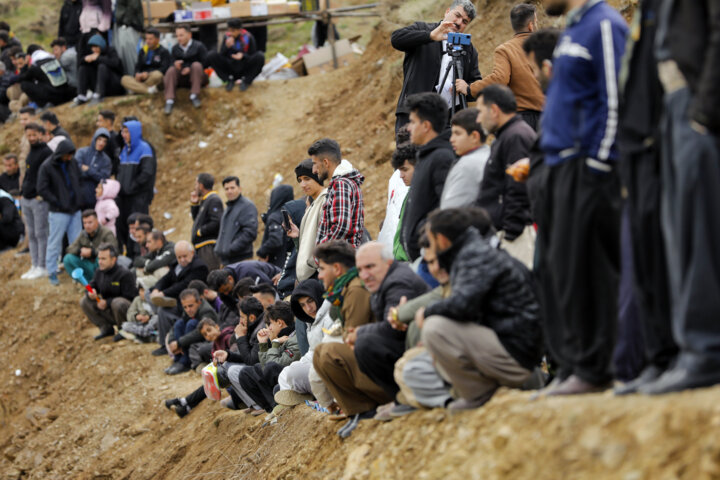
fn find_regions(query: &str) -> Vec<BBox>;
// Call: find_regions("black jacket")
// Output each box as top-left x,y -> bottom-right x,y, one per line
176,299 -> 219,351
134,241 -> 176,274
662,0 -> 720,134
0,195 -> 23,242
115,0 -> 144,32
21,142 -> 52,200
391,21 -> 482,115
191,191 -> 224,248
154,255 -> 209,300
89,263 -> 138,303
227,260 -> 280,286
214,195 -> 258,265
370,261 -> 429,325
170,40 -> 208,69
134,45 -> 172,74
227,312 -> 266,365
290,279 -> 325,323
257,185 -> 294,268
400,131 -> 455,261
275,198 -> 306,297
80,46 -> 123,77
219,30 -> 259,58
36,139 -> 82,213
477,115 -> 535,240
59,0 -> 83,47
14,57 -> 71,90
424,227 -> 543,371
1,38 -> 22,72
0,171 -> 19,195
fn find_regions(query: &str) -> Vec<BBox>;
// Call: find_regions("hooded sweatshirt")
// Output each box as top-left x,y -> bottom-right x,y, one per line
316,159 -> 365,248
117,120 -> 156,198
75,127 -> 112,209
290,279 -> 334,363
257,185 -> 294,268
21,141 -> 52,200
36,139 -> 82,213
95,178 -> 120,235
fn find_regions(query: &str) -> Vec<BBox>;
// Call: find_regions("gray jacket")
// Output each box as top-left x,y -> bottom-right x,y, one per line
214,195 -> 258,265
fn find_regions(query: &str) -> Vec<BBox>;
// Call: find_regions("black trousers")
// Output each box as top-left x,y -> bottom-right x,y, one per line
660,87 -> 720,367
206,51 -> 265,85
238,362 -> 285,412
116,192 -> 151,254
354,321 -> 406,399
185,385 -> 206,409
540,157 -> 621,384
77,63 -> 124,98
518,110 -> 541,132
20,81 -> 75,107
619,141 -> 677,372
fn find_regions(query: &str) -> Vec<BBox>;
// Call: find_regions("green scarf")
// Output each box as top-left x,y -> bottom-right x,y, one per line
393,195 -> 409,262
324,267 -> 358,307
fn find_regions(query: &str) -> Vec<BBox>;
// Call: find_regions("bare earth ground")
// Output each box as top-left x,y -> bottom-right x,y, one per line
2,0 -> 717,478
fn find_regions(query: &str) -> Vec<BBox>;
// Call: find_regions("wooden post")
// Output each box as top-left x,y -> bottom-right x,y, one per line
145,0 -> 153,28
324,0 -> 338,69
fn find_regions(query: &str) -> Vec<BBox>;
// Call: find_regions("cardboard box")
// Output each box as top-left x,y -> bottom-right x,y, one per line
191,1 -> 212,19
250,2 -> 268,16
213,6 -> 231,18
287,2 -> 300,13
142,1 -> 177,21
267,3 -> 287,15
303,39 -> 355,75
174,10 -> 193,22
229,2 -> 251,16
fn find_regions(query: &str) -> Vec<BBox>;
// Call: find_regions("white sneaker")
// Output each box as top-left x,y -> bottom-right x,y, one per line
147,85 -> 158,95
26,267 -> 47,280
21,266 -> 37,279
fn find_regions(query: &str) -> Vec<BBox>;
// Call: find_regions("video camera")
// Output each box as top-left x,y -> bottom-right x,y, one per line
447,32 -> 472,49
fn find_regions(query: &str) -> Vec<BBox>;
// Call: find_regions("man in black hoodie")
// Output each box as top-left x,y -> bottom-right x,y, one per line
19,123 -> 52,280
190,172 -> 223,270
214,176 -> 258,265
0,187 -> 23,250
207,19 -> 265,92
81,243 -> 138,340
164,25 -> 208,115
16,47 -> 75,108
256,184 -> 293,268
58,0 -> 82,48
74,34 -> 124,106
36,138 -> 82,286
399,92 -> 455,261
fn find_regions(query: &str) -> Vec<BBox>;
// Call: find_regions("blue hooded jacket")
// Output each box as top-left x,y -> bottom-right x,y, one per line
117,120 -> 156,197
75,127 -> 112,209
540,0 -> 628,168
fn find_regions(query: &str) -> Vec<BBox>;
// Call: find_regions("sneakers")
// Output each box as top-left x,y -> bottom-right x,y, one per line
190,95 -> 201,108
164,398 -> 182,410
165,362 -> 190,375
118,330 -> 138,342
274,390 -> 314,407
147,85 -> 158,95
72,95 -> 87,107
164,101 -> 174,115
24,267 -> 47,280
220,396 -> 236,410
21,266 -> 36,279
93,328 -> 115,341
48,273 -> 59,286
112,333 -> 125,342
88,95 -> 102,106
151,346 -> 168,356
225,78 -> 235,92
173,404 -> 190,418
239,80 -> 250,92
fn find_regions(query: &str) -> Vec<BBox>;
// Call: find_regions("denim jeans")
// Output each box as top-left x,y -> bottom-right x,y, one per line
46,210 -> 81,275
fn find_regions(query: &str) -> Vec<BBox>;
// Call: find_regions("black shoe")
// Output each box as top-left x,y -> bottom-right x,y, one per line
94,329 -> 114,341
225,80 -> 235,92
112,333 -> 125,342
639,364 -> 720,395
165,362 -> 190,375
151,346 -> 168,356
337,410 -> 375,439
239,81 -> 250,92
164,398 -> 182,410
614,365 -> 665,396
173,404 -> 190,418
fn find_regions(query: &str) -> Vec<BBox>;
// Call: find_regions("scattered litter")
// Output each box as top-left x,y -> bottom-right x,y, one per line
163,228 -> 176,236
198,141 -> 208,149
163,212 -> 172,220
227,133 -> 233,139
15,369 -> 21,377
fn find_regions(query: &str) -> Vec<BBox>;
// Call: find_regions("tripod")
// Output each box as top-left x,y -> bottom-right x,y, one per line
438,45 -> 468,116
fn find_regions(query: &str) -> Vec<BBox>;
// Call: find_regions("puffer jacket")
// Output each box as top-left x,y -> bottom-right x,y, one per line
95,178 -> 120,235
75,127 -> 112,209
117,120 -> 156,199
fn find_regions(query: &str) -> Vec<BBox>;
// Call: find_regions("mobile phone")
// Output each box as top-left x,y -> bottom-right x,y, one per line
281,210 -> 291,231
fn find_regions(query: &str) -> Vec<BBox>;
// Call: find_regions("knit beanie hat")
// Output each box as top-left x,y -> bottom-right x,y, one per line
294,158 -> 323,186
88,34 -> 107,51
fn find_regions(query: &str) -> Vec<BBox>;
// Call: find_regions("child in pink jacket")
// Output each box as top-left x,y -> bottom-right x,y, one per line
95,178 -> 120,236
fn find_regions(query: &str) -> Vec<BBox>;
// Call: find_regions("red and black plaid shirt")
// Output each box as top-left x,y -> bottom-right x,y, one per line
316,171 -> 365,248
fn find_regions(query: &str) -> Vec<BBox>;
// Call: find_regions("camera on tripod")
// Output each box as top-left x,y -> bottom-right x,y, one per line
447,32 -> 472,49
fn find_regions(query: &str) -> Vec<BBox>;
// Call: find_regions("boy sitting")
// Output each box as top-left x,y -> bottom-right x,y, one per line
119,280 -> 157,342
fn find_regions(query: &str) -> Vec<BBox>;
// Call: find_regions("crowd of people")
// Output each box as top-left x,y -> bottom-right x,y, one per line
1,0 -> 718,441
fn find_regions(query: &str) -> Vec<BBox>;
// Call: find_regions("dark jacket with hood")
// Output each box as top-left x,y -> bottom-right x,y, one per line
191,190 -> 224,249
275,198 -> 307,297
176,299 -> 218,351
424,227 -> 543,371
391,21 -> 482,115
36,139 -> 82,213
0,189 -> 23,241
89,263 -> 138,302
75,127 -> 112,209
477,115 -> 535,240
80,43 -> 123,77
214,194 -> 258,265
134,240 -> 176,274
115,0 -> 144,32
21,141 -> 52,200
257,184 -> 294,268
219,30 -> 258,59
170,39 -> 207,69
290,279 -> 325,324
117,120 -> 156,200
400,131 -> 454,261
59,0 -> 83,46
227,312 -> 266,365
154,255 -> 209,300
226,260 -> 280,287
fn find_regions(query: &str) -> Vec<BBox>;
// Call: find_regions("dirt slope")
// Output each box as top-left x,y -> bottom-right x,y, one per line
2,1 -> 714,479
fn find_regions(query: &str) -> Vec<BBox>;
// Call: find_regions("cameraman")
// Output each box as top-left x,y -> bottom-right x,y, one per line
391,0 -> 482,134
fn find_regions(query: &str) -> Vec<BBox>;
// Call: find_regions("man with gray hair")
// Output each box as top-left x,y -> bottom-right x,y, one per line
391,0 -> 482,134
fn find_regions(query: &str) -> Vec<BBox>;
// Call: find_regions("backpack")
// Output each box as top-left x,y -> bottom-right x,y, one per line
39,58 -> 68,87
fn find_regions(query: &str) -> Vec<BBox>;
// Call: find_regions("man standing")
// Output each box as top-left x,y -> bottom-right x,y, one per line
463,4 -> 545,130
309,138 -> 365,249
121,28 -> 171,95
640,0 -> 720,394
537,0 -> 627,395
63,209 -> 117,283
164,25 -> 208,115
114,0 -> 144,77
292,159 -> 327,282
391,0 -> 481,133
116,120 -> 156,253
19,123 -> 51,280
81,243 -> 138,340
214,176 -> 258,266
207,19 -> 265,92
74,127 -> 112,210
96,110 -> 122,175
37,138 -> 83,286
58,0 -> 82,48
190,173 -> 223,271
399,92 -> 455,261
476,85 -> 535,267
